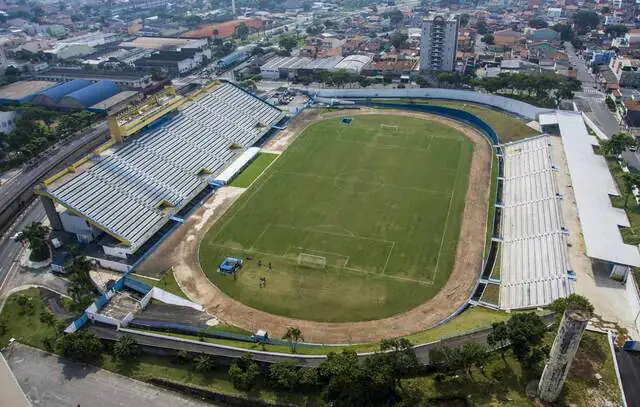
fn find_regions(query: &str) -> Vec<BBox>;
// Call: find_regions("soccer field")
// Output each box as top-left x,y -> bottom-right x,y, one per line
200,114 -> 474,322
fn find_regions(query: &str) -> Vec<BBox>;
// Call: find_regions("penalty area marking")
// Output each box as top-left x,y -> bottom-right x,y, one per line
209,243 -> 434,285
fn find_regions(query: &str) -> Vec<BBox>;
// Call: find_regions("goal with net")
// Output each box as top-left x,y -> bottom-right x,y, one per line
380,124 -> 399,133
297,253 -> 327,269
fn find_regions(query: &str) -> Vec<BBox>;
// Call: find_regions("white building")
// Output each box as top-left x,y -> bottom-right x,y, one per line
0,111 -> 18,134
547,8 -> 562,20
419,13 -> 459,72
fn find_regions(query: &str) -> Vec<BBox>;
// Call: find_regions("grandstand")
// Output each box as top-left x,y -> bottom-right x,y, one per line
38,82 -> 284,268
499,135 -> 573,309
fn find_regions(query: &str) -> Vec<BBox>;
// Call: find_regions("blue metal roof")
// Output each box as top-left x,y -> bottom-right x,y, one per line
218,51 -> 247,67
60,80 -> 121,108
36,79 -> 92,103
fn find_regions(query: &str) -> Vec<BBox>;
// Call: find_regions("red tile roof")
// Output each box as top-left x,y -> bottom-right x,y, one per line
182,19 -> 264,39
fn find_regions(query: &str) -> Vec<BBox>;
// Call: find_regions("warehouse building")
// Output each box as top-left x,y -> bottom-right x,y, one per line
135,48 -> 210,76
260,56 -> 313,80
0,80 -> 57,105
36,68 -> 152,89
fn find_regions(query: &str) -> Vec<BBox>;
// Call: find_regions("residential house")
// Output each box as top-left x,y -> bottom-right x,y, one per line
526,27 -> 561,42
493,29 -> 524,47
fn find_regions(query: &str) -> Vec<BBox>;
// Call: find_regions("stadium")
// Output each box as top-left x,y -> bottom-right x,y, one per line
36,82 -> 640,346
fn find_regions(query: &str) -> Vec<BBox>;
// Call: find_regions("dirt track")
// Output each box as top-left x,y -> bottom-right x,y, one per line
140,108 -> 492,344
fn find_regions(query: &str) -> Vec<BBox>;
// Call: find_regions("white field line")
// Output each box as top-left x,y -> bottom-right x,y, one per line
380,241 -> 396,275
432,143 -> 464,280
244,153 -> 281,190
209,243 -> 432,285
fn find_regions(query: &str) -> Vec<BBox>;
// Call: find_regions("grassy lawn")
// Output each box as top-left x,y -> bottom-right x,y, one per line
403,331 -> 620,406
0,288 -> 59,349
229,152 -> 279,188
201,115 -> 473,322
481,283 -> 500,306
490,246 -> 502,281
129,272 -> 188,300
485,152 -> 498,258
380,99 -> 540,143
606,157 -> 640,245
99,354 -> 320,406
134,306 -> 511,355
1,289 -> 619,406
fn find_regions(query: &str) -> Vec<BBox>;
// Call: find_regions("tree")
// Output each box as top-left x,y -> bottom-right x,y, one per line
379,338 -> 419,378
482,34 -> 495,45
228,354 -> 261,391
487,321 -> 510,361
601,6 -> 611,14
605,24 -> 629,38
39,310 -> 55,325
459,14 -> 470,27
19,222 -> 50,262
386,10 -> 404,27
269,360 -> 300,390
552,23 -> 574,42
302,2 -> 312,12
505,313 -> 547,363
572,11 -> 600,32
599,132 -> 636,157
475,19 -> 489,35
278,35 -> 297,53
528,18 -> 548,29
622,172 -> 640,208
319,350 -> 370,406
194,353 -> 216,372
113,335 -> 140,359
235,23 -> 249,40
282,326 -> 304,353
390,31 -> 408,49
66,255 -> 95,307
57,331 -> 103,362
549,294 -> 595,315
212,28 -> 220,38
415,76 -> 429,88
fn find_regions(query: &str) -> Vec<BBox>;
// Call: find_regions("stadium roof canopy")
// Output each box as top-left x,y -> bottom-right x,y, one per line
58,80 -> 121,109
41,82 -> 284,251
555,111 -> 640,267
31,79 -> 92,106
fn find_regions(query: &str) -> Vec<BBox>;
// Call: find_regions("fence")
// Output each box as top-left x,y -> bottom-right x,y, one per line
123,276 -> 152,295
300,88 -> 551,120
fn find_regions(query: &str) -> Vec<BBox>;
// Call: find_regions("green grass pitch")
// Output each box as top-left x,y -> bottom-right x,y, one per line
200,115 -> 474,322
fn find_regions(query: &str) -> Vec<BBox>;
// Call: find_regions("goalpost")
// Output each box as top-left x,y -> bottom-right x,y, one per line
380,124 -> 399,133
297,253 -> 327,269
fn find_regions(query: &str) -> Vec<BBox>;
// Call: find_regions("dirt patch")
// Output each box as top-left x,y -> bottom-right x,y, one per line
140,108 -> 491,343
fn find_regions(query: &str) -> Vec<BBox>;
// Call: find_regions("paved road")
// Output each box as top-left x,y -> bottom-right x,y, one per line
4,343 -> 214,407
565,41 -> 621,137
615,348 -> 640,406
0,121 -> 108,230
566,41 -> 596,86
0,200 -> 46,295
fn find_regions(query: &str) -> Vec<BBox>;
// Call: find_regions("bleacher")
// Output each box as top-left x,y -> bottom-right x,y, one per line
48,82 -> 284,251
499,135 -> 573,309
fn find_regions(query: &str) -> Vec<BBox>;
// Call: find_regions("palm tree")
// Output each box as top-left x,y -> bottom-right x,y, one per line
622,172 -> 640,208
282,327 -> 304,353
